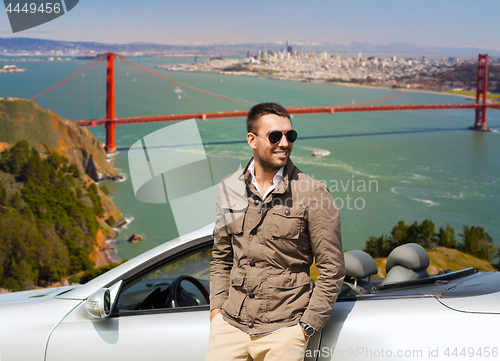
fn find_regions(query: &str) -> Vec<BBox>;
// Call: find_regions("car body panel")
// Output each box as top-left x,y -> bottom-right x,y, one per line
318,297 -> 499,361
46,306 -> 210,361
437,291 -> 500,314
0,286 -> 77,304
0,297 -> 82,361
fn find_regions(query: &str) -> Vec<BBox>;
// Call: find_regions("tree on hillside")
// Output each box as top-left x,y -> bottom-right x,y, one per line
417,219 -> 435,248
0,140 -> 31,176
460,226 -> 497,263
436,223 -> 457,248
390,220 -> 410,247
0,213 -> 69,291
0,141 -> 106,290
389,220 -> 436,249
364,235 -> 391,258
363,220 -> 496,264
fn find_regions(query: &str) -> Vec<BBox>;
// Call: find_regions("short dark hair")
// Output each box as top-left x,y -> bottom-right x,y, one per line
247,103 -> 291,133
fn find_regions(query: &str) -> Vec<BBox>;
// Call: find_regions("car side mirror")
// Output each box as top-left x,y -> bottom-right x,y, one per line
84,280 -> 122,319
85,288 -> 111,319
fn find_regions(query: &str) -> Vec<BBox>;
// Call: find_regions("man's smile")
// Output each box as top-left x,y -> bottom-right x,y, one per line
275,150 -> 289,159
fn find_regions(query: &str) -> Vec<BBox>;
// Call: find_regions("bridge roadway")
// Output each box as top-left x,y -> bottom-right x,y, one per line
76,103 -> 500,126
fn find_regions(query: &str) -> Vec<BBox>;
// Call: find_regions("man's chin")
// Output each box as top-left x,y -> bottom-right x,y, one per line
274,157 -> 289,167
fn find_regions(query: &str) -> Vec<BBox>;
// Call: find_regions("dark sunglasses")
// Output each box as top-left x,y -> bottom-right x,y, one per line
253,129 -> 298,144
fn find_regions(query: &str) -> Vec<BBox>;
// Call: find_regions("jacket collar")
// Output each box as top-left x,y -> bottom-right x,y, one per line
243,157 -> 296,196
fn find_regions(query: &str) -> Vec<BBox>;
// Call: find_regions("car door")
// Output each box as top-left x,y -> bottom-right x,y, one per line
46,244 -> 212,361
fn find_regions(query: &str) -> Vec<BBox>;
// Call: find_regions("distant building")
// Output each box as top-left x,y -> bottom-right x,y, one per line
287,45 -> 293,54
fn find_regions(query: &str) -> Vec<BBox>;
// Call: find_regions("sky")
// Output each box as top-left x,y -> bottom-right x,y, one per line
1,0 -> 500,49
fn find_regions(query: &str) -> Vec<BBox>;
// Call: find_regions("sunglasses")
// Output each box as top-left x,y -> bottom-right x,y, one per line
252,129 -> 298,144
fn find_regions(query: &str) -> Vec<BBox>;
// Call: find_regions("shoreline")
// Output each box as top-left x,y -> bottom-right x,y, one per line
163,66 -> 486,102
96,230 -> 115,267
210,68 -> 500,104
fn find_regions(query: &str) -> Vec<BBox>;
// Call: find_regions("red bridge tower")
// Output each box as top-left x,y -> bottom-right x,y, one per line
469,54 -> 491,131
105,52 -> 116,153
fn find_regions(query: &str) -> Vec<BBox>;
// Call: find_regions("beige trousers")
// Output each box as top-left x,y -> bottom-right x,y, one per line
205,313 -> 309,361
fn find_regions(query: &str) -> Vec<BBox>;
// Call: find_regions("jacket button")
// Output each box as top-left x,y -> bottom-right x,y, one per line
254,199 -> 259,205
248,322 -> 254,328
249,293 -> 255,299
285,208 -> 290,216
249,260 -> 255,267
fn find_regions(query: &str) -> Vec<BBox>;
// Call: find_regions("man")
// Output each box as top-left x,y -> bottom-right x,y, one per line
206,103 -> 345,361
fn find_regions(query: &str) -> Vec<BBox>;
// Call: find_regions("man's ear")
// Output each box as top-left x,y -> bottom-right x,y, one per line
247,132 -> 257,150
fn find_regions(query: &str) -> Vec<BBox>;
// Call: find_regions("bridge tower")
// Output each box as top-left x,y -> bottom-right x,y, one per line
469,54 -> 491,131
105,52 -> 116,153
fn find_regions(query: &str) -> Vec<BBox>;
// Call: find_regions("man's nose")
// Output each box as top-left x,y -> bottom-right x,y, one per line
278,133 -> 290,147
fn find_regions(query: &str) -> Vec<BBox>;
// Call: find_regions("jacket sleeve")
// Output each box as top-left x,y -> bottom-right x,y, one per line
209,183 -> 234,311
301,181 -> 345,331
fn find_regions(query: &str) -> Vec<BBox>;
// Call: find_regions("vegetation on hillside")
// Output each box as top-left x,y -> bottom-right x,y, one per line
364,220 -> 498,264
371,247 -> 496,278
0,140 -> 108,291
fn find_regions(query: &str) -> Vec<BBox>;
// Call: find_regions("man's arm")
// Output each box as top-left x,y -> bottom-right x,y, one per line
301,181 -> 345,332
209,183 -> 234,317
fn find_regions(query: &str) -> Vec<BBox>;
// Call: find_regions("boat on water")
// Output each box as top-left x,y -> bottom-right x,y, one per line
311,150 -> 330,157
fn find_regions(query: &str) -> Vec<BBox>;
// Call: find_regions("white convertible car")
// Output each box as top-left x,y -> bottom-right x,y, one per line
1,224 -> 499,361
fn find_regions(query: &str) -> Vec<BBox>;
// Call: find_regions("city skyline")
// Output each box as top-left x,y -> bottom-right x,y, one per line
1,0 -> 500,50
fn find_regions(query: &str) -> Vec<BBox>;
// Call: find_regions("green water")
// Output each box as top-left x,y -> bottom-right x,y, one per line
1,57 -> 499,260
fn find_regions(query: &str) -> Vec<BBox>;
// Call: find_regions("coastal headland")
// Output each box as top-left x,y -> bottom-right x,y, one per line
0,99 -> 126,291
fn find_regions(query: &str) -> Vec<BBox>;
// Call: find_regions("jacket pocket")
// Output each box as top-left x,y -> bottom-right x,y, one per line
223,270 -> 246,318
265,272 -> 312,322
271,207 -> 305,239
223,206 -> 245,235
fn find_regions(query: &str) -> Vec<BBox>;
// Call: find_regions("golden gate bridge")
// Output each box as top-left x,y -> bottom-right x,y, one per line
30,53 -> 499,153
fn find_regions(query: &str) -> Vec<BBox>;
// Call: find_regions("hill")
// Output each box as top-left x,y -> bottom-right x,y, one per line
0,100 -> 126,291
0,98 -> 119,182
308,246 -> 495,282
2,37 -> 500,57
372,247 -> 496,278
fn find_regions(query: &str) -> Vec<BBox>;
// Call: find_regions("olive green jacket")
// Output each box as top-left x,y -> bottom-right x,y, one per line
210,158 -> 345,335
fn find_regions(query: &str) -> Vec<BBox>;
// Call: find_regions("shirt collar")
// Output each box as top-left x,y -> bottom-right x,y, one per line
248,159 -> 284,197
248,160 -> 284,183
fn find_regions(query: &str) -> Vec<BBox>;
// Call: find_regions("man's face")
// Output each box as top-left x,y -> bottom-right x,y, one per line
247,114 -> 293,171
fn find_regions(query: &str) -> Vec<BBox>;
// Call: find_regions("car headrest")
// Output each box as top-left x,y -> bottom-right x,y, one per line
344,250 -> 378,279
385,243 -> 429,274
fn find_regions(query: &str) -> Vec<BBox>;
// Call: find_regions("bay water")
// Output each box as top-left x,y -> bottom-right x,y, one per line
1,56 -> 499,260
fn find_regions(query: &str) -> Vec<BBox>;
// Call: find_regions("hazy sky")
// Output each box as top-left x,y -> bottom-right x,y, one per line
1,0 -> 499,49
